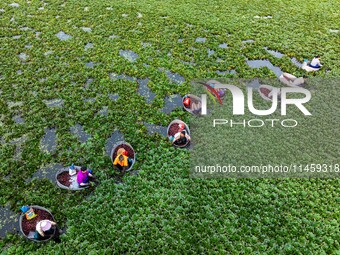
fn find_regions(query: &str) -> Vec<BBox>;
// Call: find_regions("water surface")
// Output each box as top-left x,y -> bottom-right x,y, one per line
81,27 -> 92,32
242,39 -> 254,43
160,94 -> 183,114
138,78 -> 156,104
264,47 -> 284,58
40,128 -> 57,154
84,43 -> 94,51
70,124 -> 91,143
0,206 -> 19,238
165,70 -> 185,85
144,123 -> 167,137
119,50 -> 139,62
18,53 -> 28,61
105,130 -> 124,156
108,94 -> 119,101
109,73 -> 136,82
246,59 -> 282,77
43,99 -> 64,108
29,163 -> 64,183
56,31 -> 72,41
219,43 -> 228,49
291,57 -> 302,68
195,37 -> 206,43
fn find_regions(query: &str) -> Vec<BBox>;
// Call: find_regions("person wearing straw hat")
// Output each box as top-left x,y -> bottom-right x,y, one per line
34,220 -> 57,240
113,148 -> 129,173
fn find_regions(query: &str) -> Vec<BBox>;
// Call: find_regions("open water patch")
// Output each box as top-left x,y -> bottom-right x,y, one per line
195,37 -> 206,43
160,94 -> 183,114
56,31 -> 72,41
264,47 -> 284,58
43,99 -> 64,108
164,70 -> 185,85
119,50 -> 139,62
70,124 -> 91,143
83,98 -> 96,103
84,43 -> 94,51
84,78 -> 93,89
109,73 -> 136,82
9,3 -> 19,7
291,57 -> 302,68
247,79 -> 261,89
108,94 -> 119,101
207,49 -> 215,57
246,59 -> 282,77
144,123 -> 167,137
109,34 -> 119,39
242,39 -> 254,43
27,163 -> 64,183
219,43 -> 228,49
137,78 -> 155,104
85,62 -> 96,68
40,128 -> 57,154
0,206 -> 19,238
97,106 -> 108,116
18,53 -> 28,61
105,130 -> 124,156
216,70 -> 236,75
80,27 -> 92,32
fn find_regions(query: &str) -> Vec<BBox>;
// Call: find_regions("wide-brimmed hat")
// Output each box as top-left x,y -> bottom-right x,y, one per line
117,148 -> 126,155
39,220 -> 52,231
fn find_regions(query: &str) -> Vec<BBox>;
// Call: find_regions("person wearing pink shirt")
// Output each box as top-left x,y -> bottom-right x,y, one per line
77,166 -> 93,187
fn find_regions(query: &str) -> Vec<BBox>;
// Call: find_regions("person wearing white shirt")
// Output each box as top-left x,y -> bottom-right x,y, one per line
309,55 -> 322,68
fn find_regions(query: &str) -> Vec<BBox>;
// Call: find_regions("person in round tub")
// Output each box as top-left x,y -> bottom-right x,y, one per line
183,96 -> 201,113
173,130 -> 191,147
309,55 -> 322,69
34,219 -> 62,242
77,166 -> 93,187
113,148 -> 130,173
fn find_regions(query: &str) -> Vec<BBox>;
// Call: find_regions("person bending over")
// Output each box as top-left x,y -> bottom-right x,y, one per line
113,148 -> 129,173
309,55 -> 322,69
77,166 -> 93,187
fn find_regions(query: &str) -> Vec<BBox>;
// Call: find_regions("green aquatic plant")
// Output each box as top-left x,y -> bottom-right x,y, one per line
0,0 -> 339,253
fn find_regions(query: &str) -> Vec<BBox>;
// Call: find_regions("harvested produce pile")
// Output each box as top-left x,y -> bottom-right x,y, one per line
21,209 -> 54,235
168,123 -> 189,136
260,87 -> 272,98
0,0 -> 339,253
57,171 -> 73,186
168,123 -> 180,136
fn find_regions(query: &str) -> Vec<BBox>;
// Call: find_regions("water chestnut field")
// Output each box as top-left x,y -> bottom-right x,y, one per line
0,0 -> 339,254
